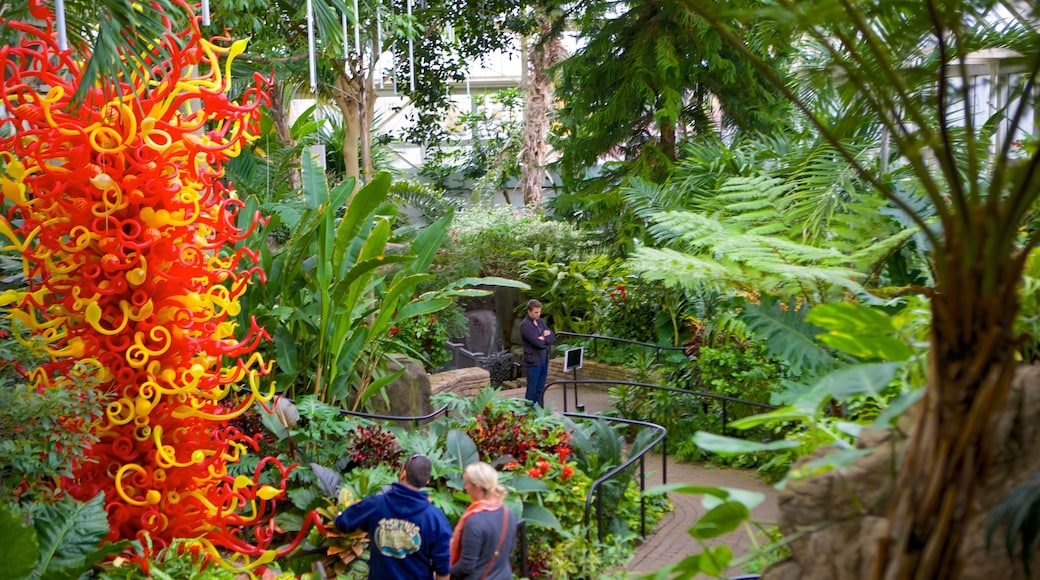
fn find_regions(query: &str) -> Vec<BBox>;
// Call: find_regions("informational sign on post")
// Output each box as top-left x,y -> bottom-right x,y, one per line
563,347 -> 584,372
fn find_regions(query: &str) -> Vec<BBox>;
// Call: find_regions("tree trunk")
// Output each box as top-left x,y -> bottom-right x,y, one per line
877,212 -> 1026,579
333,72 -> 363,188
520,16 -> 566,209
268,83 -> 301,190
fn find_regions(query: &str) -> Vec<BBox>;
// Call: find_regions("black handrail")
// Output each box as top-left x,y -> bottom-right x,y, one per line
561,411 -> 667,544
337,404 -> 451,430
554,331 -> 687,365
548,379 -> 778,437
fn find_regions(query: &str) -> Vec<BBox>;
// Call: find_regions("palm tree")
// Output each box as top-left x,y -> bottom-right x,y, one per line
519,9 -> 567,209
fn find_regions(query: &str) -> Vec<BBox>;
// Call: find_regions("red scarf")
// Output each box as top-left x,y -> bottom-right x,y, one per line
450,498 -> 504,565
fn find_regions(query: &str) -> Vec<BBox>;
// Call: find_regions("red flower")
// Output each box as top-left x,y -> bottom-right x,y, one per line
527,467 -> 543,478
537,459 -> 551,473
388,326 -> 401,337
561,466 -> 575,481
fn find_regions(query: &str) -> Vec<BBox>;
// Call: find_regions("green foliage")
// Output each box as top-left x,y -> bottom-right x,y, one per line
0,369 -> 104,508
638,485 -> 771,579
736,296 -> 837,377
693,300 -> 927,484
419,89 -> 526,201
436,203 -> 588,281
94,539 -> 240,579
988,471 -> 1040,578
518,252 -> 629,333
385,305 -> 466,371
1,492 -> 131,580
237,163 -> 526,409
553,0 -> 795,216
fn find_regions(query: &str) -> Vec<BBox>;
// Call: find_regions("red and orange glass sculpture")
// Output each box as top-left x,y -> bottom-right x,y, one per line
0,3 -> 311,570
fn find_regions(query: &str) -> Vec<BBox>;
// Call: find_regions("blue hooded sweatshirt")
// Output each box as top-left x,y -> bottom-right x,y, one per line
335,482 -> 452,579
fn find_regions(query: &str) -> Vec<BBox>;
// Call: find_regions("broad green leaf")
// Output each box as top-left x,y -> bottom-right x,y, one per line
809,303 -> 912,360
300,151 -> 328,210
370,273 -> 435,333
817,332 -> 913,361
274,326 -> 299,375
445,430 -> 480,471
874,388 -> 925,427
394,298 -> 452,322
521,502 -> 562,530
700,488 -> 765,511
697,545 -> 734,576
692,431 -> 800,455
505,474 -> 552,494
642,483 -> 730,499
406,210 -> 452,273
335,172 -> 391,253
0,503 -> 38,580
449,276 -> 531,290
689,501 -> 749,539
35,493 -> 110,580
789,448 -> 873,479
808,362 -> 902,405
355,369 -> 406,409
728,409 -> 815,432
259,404 -> 291,441
331,255 -> 413,309
807,302 -> 896,333
275,512 -> 306,535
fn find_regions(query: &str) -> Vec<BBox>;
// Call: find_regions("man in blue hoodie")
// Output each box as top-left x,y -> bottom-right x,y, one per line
335,454 -> 452,579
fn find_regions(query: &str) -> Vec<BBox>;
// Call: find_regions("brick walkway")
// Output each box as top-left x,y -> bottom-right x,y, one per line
499,382 -> 779,579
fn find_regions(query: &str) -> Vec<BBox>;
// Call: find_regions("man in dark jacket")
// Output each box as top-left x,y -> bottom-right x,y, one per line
335,454 -> 452,579
520,299 -> 555,406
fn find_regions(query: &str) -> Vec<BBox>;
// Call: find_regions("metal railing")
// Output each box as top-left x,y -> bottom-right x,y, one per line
560,411 -> 667,543
550,378 -> 778,437
337,404 -> 451,430
555,331 -> 687,365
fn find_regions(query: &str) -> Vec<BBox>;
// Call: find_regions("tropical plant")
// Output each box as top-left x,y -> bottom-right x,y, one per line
236,159 -> 526,408
676,2 -> 1040,576
0,371 -> 104,509
2,493 -> 130,580
545,0 -> 795,255
518,252 -> 629,334
435,203 -> 589,281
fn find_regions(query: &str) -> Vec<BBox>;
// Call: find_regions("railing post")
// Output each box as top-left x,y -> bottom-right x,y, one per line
639,455 -> 647,537
597,490 -> 605,543
722,401 -> 728,437
517,520 -> 528,578
663,434 -> 668,485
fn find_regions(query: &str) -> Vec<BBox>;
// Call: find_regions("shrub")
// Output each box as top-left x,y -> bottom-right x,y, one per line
437,204 -> 587,281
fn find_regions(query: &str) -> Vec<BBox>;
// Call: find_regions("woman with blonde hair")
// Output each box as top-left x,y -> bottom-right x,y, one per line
450,462 -> 517,579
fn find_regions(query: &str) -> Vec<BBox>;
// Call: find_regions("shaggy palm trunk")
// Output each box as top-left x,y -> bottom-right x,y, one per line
878,212 -> 1026,579
520,16 -> 565,208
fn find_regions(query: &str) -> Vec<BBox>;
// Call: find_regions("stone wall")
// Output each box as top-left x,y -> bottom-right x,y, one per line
429,356 -> 654,398
547,357 -> 646,384
429,366 -> 491,398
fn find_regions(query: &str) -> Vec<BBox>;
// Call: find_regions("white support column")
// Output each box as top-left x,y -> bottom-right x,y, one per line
55,0 -> 68,50
306,0 -> 317,92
